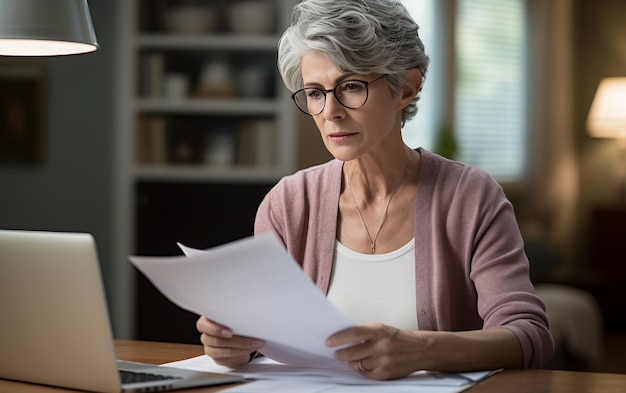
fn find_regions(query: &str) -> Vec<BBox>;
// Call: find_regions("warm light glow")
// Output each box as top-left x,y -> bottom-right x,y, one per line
587,77 -> 626,138
0,39 -> 97,56
0,0 -> 98,56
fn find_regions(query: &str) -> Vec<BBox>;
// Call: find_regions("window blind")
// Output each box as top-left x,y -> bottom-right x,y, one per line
455,0 -> 526,182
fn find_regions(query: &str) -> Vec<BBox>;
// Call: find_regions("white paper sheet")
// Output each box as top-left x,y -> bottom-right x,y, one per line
221,380 -> 468,393
222,382 -> 470,393
164,355 -> 495,393
129,233 -> 355,370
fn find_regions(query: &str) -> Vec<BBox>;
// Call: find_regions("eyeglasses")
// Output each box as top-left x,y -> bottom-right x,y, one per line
291,75 -> 387,116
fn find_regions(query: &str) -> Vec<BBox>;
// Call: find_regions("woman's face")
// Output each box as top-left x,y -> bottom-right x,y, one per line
300,51 -> 406,162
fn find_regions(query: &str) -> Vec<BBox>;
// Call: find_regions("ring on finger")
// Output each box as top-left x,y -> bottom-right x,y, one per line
357,359 -> 371,372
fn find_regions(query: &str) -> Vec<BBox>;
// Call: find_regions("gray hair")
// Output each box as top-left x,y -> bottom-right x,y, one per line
278,0 -> 430,124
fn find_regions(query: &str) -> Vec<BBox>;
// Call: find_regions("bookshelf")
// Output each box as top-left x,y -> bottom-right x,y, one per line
132,0 -> 297,179
112,0 -> 299,340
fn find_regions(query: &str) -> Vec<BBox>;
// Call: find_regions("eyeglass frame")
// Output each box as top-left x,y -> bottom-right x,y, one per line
290,74 -> 388,116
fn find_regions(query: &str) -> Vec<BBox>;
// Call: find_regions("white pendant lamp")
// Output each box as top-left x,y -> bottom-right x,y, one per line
0,0 -> 98,56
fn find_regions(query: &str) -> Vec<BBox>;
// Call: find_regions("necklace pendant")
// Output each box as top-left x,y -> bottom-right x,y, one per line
345,160 -> 411,258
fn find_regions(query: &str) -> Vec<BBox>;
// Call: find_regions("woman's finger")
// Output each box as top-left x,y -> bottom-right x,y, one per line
196,316 -> 233,338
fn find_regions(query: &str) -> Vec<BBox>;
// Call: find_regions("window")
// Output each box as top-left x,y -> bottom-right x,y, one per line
455,0 -> 526,182
403,0 -> 528,183
401,0 -> 438,152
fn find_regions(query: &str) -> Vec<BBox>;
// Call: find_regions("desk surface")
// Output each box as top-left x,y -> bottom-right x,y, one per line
1,340 -> 625,392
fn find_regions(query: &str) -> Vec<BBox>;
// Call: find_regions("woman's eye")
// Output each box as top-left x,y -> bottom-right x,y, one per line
307,89 -> 323,99
342,82 -> 363,93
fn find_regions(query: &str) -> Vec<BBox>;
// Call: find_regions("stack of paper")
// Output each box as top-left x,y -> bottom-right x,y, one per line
164,355 -> 498,393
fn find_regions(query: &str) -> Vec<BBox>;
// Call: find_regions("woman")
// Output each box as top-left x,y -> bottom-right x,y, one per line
197,0 -> 553,380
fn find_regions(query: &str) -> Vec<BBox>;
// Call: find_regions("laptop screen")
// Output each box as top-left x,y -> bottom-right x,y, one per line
0,230 -> 125,392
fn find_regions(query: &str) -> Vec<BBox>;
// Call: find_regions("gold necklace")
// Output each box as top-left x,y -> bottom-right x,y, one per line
345,161 -> 409,254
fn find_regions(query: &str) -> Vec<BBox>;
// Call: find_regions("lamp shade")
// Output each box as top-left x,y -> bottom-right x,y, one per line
587,77 -> 626,138
0,0 -> 98,56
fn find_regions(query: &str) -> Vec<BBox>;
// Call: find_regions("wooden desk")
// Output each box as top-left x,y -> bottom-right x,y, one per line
1,340 -> 625,392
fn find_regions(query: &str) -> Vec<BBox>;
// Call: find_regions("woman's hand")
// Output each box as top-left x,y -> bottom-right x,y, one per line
326,324 -> 523,380
196,316 -> 264,368
326,323 -> 420,380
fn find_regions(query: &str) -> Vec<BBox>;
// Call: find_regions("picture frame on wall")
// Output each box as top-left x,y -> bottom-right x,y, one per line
0,59 -> 46,164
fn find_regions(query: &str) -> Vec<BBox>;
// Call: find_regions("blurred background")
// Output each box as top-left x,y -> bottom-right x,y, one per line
1,0 -> 624,373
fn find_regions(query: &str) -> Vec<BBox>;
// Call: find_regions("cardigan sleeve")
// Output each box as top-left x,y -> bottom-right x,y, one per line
464,171 -> 554,368
418,150 -> 554,369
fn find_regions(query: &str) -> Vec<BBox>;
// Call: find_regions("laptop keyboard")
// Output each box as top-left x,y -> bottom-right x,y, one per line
119,370 -> 182,384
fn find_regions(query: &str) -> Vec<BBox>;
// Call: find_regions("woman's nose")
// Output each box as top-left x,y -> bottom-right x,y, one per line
321,92 -> 345,120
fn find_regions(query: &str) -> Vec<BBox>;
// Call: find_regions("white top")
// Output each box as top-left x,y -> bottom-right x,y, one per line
327,239 -> 418,330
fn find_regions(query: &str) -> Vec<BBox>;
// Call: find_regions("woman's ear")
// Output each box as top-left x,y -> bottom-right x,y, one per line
399,68 -> 423,103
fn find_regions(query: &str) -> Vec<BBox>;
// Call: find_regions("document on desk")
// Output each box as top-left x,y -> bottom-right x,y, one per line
128,233 -> 355,370
164,355 -> 499,393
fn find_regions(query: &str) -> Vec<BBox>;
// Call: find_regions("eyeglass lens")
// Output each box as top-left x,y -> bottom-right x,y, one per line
293,80 -> 371,116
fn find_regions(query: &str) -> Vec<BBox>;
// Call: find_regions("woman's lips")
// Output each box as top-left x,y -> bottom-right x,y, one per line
328,132 -> 357,143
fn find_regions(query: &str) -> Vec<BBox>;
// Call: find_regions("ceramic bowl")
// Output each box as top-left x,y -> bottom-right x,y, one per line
166,6 -> 217,34
227,1 -> 274,35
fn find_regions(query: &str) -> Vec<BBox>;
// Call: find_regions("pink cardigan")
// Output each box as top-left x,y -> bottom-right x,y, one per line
254,148 -> 554,368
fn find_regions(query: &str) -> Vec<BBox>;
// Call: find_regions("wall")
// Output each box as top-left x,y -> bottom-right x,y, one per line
573,0 -> 626,261
0,0 -> 116,301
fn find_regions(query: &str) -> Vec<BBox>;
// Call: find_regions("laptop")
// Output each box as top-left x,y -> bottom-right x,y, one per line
0,229 -> 243,392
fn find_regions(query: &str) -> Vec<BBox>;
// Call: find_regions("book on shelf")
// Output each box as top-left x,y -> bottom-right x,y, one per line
142,52 -> 164,98
237,120 -> 276,168
136,116 -> 167,164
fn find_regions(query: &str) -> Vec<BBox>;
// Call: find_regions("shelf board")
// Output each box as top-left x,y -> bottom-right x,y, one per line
133,165 -> 284,182
136,34 -> 279,51
135,98 -> 280,115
